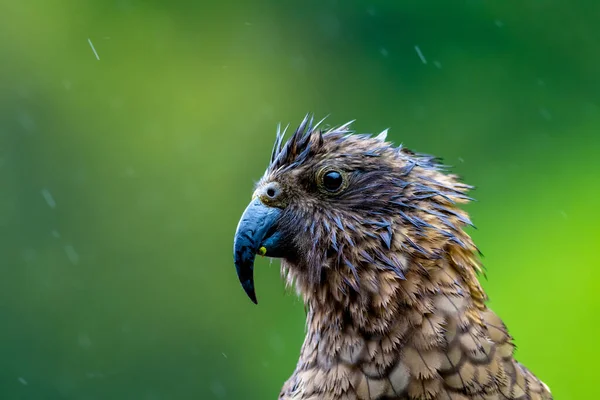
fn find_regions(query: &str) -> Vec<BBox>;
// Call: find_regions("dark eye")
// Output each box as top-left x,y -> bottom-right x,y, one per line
322,170 -> 344,192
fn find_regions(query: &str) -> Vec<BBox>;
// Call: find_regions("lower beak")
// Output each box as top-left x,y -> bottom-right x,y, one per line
233,198 -> 283,304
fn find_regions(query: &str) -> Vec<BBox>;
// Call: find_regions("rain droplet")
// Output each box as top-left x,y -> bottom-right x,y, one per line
17,111 -> 36,133
539,107 -> 552,120
41,189 -> 56,209
414,46 -> 427,64
87,38 -> 100,60
78,334 -> 92,348
211,381 -> 227,398
65,245 -> 80,265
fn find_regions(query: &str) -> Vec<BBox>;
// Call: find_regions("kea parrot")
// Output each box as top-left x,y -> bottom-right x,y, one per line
233,115 -> 552,400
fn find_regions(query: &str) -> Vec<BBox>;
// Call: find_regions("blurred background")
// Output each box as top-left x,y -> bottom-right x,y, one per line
1,0 -> 598,398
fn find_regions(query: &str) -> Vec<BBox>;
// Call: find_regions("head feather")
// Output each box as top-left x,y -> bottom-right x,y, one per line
263,115 -> 484,305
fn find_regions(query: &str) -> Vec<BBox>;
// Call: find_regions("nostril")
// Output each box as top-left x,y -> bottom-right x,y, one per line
266,187 -> 276,198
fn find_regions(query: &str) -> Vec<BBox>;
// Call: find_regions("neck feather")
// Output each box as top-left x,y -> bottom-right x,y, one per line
281,239 -> 487,371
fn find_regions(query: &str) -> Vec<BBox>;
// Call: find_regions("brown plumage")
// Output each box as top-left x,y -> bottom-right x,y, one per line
233,115 -> 552,400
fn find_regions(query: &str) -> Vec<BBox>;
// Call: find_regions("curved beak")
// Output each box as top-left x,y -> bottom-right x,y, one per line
233,198 -> 284,304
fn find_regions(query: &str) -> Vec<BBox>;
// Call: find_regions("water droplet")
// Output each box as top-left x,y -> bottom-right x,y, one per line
210,381 -> 227,398
414,46 -> 427,64
87,38 -> 100,60
78,334 -> 92,348
65,245 -> 80,265
41,189 -> 56,209
539,107 -> 552,120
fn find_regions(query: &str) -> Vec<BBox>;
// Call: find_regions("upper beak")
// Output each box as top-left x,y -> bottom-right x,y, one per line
233,197 -> 283,304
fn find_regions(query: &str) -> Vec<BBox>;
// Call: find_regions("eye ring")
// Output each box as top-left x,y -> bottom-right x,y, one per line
317,167 -> 348,194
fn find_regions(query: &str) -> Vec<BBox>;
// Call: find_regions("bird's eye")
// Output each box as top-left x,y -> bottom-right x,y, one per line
320,169 -> 345,193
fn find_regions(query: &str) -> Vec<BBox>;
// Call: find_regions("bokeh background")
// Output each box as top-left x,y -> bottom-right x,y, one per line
1,0 -> 599,398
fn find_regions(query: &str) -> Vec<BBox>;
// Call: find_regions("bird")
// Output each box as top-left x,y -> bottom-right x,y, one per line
233,115 -> 552,400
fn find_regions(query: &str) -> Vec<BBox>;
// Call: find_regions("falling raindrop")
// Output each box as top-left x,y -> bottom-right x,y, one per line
539,107 -> 552,121
414,46 -> 427,64
87,38 -> 100,60
78,334 -> 92,348
41,189 -> 56,209
210,381 -> 227,398
65,245 -> 80,265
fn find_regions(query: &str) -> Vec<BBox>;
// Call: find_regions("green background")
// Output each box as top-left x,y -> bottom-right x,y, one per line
1,1 -> 598,399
